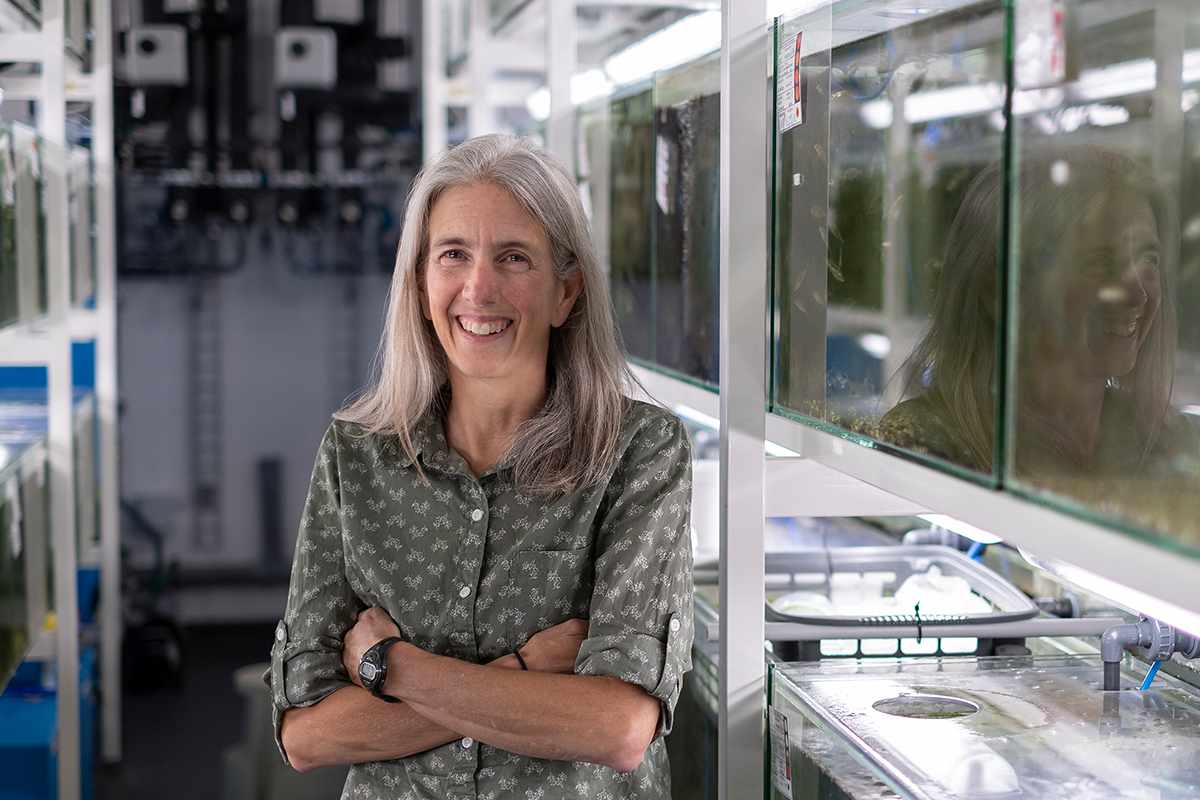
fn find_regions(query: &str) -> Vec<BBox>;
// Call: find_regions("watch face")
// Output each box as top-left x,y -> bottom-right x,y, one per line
360,661 -> 378,681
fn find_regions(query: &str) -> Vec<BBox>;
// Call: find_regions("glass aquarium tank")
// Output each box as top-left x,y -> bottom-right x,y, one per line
769,654 -> 1200,800
0,402 -> 50,694
1002,0 -> 1200,556
590,51 -> 721,387
1,123 -> 49,326
68,144 -> 96,308
0,124 -> 17,327
771,0 -> 1008,482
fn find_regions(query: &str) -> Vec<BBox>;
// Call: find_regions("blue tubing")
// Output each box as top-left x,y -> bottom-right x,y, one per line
1139,660 -> 1162,691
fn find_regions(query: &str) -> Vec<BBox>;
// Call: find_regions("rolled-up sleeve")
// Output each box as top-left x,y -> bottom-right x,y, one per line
575,407 -> 694,736
266,424 -> 364,764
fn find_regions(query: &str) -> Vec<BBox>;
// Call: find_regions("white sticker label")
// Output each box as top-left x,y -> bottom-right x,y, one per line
655,135 -> 670,216
777,30 -> 805,133
1015,0 -> 1067,89
769,707 -> 794,798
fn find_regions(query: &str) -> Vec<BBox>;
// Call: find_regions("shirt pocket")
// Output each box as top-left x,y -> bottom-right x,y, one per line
506,546 -> 592,647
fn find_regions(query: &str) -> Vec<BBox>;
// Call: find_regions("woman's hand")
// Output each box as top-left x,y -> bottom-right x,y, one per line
518,618 -> 588,674
343,607 -> 402,686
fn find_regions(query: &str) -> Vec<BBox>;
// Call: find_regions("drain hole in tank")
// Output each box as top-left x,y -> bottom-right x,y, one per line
872,694 -> 979,719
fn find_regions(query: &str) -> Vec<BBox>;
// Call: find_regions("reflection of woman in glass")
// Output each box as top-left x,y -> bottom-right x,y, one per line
879,146 -> 1195,477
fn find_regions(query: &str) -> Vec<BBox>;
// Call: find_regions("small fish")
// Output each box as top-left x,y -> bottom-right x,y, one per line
843,167 -> 861,180
811,205 -> 826,219
794,297 -> 808,313
818,226 -> 828,246
812,290 -> 826,306
814,143 -> 827,161
827,258 -> 844,282
792,269 -> 807,293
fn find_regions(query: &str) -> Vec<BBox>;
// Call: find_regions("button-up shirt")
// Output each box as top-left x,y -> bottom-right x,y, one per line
268,399 -> 694,799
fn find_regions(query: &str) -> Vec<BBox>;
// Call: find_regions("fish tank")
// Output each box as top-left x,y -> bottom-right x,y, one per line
769,654 -> 1200,800
771,0 -> 1200,558
68,144 -> 96,308
1,123 -> 49,326
0,412 -> 51,695
1001,0 -> 1200,556
771,0 -> 1008,483
590,50 -> 722,387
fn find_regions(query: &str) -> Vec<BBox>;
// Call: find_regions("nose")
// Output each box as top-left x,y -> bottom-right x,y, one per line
461,260 -> 499,305
1097,257 -> 1150,309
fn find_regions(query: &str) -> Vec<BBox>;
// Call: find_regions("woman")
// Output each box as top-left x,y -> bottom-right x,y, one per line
268,134 -> 694,798
878,145 -> 1193,477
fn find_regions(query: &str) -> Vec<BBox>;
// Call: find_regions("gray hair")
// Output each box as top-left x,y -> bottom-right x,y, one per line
338,134 -> 634,497
900,146 -> 1178,473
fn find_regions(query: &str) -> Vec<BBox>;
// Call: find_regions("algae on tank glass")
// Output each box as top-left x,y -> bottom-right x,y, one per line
653,79 -> 721,385
608,88 -> 655,363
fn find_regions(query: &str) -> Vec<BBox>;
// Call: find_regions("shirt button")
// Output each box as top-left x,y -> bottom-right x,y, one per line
276,626 -> 285,641
670,618 -> 681,633
471,508 -> 483,522
461,737 -> 474,748
459,586 -> 471,599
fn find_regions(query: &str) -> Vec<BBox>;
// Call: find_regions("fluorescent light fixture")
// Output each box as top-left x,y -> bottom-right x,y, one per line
1182,405 -> 1200,417
1018,548 -> 1200,638
525,68 -> 616,121
571,68 -> 615,105
904,82 -> 1004,124
604,10 -> 721,86
1073,58 -> 1154,102
1012,87 -> 1064,116
918,514 -> 1003,545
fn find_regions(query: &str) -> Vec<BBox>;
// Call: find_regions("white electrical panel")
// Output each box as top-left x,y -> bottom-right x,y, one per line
275,27 -> 338,90
126,25 -> 190,87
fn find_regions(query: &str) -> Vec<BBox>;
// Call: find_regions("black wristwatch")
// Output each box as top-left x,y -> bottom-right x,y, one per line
358,636 -> 403,702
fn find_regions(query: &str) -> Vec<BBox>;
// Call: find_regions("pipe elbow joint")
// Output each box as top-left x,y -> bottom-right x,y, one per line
1100,623 -> 1141,663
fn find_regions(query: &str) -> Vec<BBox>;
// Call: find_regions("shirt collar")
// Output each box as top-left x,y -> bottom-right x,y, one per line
406,408 -> 515,480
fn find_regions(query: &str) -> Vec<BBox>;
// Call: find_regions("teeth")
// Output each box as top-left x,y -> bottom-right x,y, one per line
459,318 -> 509,336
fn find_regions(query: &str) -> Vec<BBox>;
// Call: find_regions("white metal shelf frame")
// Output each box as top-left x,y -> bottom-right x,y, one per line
0,0 -> 121,795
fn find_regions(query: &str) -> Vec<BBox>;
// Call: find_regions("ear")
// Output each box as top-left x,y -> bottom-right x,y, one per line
552,267 -> 584,328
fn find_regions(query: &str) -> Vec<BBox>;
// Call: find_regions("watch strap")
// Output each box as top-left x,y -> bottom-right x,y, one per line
360,636 -> 403,702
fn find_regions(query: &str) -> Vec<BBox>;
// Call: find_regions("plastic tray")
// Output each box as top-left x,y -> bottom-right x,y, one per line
765,545 -> 1038,628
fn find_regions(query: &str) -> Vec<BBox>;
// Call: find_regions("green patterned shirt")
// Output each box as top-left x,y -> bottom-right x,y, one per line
268,398 -> 694,799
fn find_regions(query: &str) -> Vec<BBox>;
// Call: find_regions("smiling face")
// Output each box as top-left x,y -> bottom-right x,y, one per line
1060,191 -> 1162,380
419,182 -> 581,397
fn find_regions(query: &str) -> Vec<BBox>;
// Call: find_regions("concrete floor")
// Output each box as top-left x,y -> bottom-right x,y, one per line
96,623 -> 276,800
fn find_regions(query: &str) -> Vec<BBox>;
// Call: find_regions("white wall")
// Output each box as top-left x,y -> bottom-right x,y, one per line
118,227 -> 391,575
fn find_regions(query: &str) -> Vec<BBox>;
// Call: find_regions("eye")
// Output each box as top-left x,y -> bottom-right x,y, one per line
1079,254 -> 1110,276
501,252 -> 530,268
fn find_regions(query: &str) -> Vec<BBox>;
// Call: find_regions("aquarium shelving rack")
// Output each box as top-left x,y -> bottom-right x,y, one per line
0,0 -> 120,797
602,2 -> 1200,800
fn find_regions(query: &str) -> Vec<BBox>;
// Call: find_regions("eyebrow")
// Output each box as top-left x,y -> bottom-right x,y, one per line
430,237 -> 540,251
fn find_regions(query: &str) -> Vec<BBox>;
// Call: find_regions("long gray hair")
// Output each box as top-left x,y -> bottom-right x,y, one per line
900,145 -> 1178,473
338,134 -> 634,497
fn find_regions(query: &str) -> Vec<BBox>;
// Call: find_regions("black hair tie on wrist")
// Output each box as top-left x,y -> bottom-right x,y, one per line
513,649 -> 528,670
